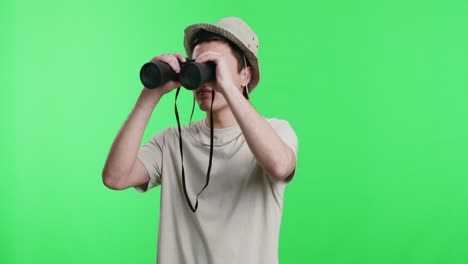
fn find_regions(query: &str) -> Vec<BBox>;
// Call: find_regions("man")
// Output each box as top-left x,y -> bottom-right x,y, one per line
102,17 -> 298,264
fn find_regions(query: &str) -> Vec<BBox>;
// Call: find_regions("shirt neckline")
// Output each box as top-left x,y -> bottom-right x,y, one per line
189,118 -> 243,147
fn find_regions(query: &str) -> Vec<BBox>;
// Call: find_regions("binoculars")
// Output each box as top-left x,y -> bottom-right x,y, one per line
140,58 -> 216,90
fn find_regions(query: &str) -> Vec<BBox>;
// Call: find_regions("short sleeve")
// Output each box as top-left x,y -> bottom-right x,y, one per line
134,130 -> 166,193
270,119 -> 299,184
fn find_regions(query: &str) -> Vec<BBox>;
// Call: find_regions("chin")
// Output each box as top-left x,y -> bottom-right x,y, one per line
196,99 -> 212,111
197,100 -> 227,113
197,104 -> 209,112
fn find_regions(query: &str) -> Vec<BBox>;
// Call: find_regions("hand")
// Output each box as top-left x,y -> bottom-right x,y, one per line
195,51 -> 236,95
143,53 -> 187,95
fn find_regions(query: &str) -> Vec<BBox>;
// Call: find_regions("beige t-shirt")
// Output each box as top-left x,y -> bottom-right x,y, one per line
135,118 -> 298,264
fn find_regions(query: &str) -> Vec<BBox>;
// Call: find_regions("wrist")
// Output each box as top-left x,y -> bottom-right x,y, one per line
136,88 -> 163,110
221,83 -> 241,98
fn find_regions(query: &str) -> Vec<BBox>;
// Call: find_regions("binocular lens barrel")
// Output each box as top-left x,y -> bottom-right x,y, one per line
140,60 -> 215,90
180,62 -> 216,90
140,61 -> 178,89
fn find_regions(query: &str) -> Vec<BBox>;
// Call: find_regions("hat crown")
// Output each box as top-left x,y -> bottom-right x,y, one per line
215,17 -> 259,55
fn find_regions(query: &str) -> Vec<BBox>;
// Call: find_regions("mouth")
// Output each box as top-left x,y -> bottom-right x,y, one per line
197,88 -> 213,98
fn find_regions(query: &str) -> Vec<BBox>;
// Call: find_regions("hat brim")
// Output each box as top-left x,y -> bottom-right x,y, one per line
184,23 -> 260,91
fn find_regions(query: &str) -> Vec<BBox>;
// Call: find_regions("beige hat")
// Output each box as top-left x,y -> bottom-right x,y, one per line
184,16 -> 260,91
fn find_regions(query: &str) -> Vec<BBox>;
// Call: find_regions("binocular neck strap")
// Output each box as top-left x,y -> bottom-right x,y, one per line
175,87 -> 215,213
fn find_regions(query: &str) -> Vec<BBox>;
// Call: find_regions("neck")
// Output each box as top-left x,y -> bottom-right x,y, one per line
205,106 -> 237,129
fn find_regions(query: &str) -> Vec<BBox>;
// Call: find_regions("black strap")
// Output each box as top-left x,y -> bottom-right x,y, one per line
189,95 -> 195,126
175,88 -> 215,213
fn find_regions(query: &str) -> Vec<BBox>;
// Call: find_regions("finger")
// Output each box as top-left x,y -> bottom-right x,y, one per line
150,53 -> 173,62
150,55 -> 163,63
158,54 -> 181,73
196,53 -> 221,64
167,80 -> 182,88
173,53 -> 187,63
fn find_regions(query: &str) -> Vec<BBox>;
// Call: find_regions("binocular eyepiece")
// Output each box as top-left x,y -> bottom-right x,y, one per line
140,58 -> 216,90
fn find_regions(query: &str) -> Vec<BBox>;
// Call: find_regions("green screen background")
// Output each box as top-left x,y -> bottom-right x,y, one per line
2,0 -> 468,263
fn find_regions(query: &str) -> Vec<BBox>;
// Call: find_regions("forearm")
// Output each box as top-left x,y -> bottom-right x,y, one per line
223,86 -> 296,181
102,88 -> 162,181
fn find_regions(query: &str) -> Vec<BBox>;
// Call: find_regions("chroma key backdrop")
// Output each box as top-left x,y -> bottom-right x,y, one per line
2,0 -> 468,263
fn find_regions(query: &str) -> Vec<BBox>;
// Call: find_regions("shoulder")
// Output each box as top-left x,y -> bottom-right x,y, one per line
265,117 -> 295,131
265,117 -> 298,148
146,126 -> 173,145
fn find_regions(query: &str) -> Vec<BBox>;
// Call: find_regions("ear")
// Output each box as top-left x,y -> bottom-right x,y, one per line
241,66 -> 252,87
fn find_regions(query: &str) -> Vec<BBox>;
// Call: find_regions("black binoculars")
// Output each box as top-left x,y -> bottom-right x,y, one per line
140,58 -> 216,90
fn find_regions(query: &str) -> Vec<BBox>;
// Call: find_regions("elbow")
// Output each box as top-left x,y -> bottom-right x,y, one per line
268,152 -> 296,182
102,169 -> 124,190
268,164 -> 294,182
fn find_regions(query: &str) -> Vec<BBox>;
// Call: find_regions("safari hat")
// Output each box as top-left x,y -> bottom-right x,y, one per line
184,16 -> 260,90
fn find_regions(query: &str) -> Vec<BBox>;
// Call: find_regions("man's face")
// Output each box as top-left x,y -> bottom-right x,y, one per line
191,41 -> 243,112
